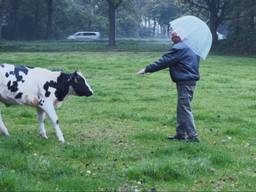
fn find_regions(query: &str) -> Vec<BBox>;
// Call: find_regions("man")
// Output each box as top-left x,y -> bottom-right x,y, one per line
137,32 -> 200,142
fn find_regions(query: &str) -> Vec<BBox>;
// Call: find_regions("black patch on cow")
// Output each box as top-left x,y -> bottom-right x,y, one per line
7,81 -> 18,92
26,66 -> 34,69
6,65 -> 29,93
15,92 -> 23,99
38,99 -> 44,106
13,65 -> 28,81
43,81 -> 56,97
43,73 -> 70,101
0,64 -> 4,68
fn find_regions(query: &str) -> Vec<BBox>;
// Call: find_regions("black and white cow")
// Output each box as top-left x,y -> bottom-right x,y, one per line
0,63 -> 93,143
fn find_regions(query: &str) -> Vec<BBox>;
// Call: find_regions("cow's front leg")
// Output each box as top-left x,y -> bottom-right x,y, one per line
40,102 -> 65,143
37,108 -> 48,139
0,112 -> 9,136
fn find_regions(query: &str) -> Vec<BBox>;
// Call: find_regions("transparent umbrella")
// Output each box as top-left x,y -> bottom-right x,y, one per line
170,15 -> 213,60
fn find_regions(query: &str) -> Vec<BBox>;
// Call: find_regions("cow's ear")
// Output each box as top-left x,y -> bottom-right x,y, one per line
72,71 -> 78,77
71,72 -> 78,83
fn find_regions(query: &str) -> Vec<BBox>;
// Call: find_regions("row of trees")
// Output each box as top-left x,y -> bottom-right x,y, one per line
0,0 -> 179,42
0,0 -> 255,52
0,0 -> 62,40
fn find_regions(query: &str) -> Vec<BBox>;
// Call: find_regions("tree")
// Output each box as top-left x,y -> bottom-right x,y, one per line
106,0 -> 122,47
177,0 -> 230,43
115,0 -> 142,38
143,0 -> 179,38
46,0 -> 54,40
229,0 -> 256,34
224,0 -> 256,54
31,0 -> 44,40
0,0 -> 8,40
0,0 -> 181,41
9,0 -> 20,40
155,0 -> 179,37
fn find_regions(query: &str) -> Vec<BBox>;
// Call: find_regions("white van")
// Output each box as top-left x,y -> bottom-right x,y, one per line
67,32 -> 100,40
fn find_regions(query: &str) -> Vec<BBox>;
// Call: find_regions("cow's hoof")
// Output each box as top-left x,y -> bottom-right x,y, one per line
40,133 -> 48,139
41,135 -> 48,139
2,132 -> 10,137
57,135 -> 65,144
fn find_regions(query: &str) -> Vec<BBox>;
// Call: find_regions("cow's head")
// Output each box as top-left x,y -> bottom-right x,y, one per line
70,71 -> 93,97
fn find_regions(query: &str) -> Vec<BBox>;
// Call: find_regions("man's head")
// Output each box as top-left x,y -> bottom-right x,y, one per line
171,32 -> 182,44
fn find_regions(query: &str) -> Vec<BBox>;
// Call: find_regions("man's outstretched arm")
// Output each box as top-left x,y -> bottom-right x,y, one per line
137,47 -> 183,75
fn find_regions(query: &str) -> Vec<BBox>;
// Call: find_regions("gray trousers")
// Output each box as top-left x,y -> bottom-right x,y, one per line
176,84 -> 198,138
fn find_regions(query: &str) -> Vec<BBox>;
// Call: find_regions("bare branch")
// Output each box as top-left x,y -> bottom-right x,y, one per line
188,0 -> 208,11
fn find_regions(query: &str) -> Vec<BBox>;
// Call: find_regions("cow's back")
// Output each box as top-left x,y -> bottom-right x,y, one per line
0,64 -> 61,105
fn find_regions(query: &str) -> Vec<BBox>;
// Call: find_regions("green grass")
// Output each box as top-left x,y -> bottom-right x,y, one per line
0,40 -> 169,52
0,51 -> 255,191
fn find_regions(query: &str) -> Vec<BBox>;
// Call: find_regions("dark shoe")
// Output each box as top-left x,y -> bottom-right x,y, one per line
167,134 -> 186,141
186,136 -> 200,143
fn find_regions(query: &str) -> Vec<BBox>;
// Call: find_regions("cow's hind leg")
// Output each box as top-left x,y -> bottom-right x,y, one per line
0,112 -> 9,136
37,108 -> 48,139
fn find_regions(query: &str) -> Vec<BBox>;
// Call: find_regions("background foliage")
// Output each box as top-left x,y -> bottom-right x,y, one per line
0,0 -> 255,54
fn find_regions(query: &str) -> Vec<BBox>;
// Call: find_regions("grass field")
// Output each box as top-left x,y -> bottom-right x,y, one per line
0,40 -> 169,52
0,50 -> 255,191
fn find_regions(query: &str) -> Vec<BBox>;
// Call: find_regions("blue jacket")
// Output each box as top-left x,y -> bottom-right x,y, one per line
145,42 -> 200,85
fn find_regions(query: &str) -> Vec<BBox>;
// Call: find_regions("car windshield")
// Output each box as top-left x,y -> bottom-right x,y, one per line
83,33 -> 96,36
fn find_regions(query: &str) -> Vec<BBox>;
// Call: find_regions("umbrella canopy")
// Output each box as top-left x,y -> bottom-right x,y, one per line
170,15 -> 212,60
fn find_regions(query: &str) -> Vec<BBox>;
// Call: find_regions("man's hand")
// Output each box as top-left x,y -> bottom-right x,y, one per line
137,68 -> 146,75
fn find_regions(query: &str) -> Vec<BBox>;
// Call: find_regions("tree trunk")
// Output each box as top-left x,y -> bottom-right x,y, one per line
46,0 -> 53,40
108,1 -> 116,47
33,3 -> 40,40
208,2 -> 218,44
209,15 -> 218,44
147,18 -> 151,28
167,23 -> 171,36
160,25 -> 164,38
234,12 -> 240,34
88,0 -> 93,30
249,0 -> 255,30
0,25 -> 2,40
12,0 -> 19,40
143,17 -> 146,27
153,18 -> 156,37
